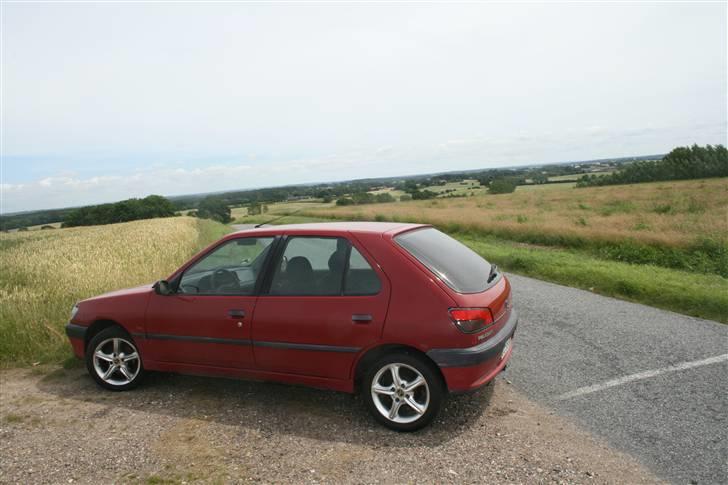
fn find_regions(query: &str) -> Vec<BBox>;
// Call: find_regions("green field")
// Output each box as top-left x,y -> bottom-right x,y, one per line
269,178 -> 728,323
420,179 -> 485,196
232,199 -> 335,223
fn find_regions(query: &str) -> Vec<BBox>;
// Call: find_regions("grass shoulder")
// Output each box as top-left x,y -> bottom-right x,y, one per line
457,234 -> 727,324
241,215 -> 727,323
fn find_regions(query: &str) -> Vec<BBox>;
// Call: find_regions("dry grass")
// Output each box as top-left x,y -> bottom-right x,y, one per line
0,217 -> 229,366
309,178 -> 728,250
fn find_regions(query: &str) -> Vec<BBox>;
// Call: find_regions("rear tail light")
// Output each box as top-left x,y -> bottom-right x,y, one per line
448,307 -> 494,334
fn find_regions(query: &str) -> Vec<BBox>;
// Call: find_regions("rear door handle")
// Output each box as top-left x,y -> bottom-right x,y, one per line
352,314 -> 373,323
228,309 -> 246,318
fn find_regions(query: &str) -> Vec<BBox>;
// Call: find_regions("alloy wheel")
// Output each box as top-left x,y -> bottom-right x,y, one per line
370,363 -> 430,424
92,337 -> 141,386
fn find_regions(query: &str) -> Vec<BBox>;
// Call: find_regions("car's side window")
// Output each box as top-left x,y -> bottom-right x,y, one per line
344,247 -> 381,296
269,237 -> 349,296
178,237 -> 274,295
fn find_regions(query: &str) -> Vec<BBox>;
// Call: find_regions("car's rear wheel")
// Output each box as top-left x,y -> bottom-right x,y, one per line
363,352 -> 444,431
86,326 -> 145,391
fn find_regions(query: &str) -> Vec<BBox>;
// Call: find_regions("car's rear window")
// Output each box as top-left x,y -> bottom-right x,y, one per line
395,227 -> 493,294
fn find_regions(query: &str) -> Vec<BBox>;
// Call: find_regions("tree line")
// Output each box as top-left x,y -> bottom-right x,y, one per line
61,195 -> 176,227
577,144 -> 727,187
2,153 -> 667,230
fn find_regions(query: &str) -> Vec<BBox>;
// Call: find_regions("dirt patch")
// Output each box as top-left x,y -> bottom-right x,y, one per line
0,366 -> 661,484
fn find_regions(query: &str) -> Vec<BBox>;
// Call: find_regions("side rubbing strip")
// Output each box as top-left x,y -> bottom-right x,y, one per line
139,333 -> 359,352
144,334 -> 252,346
253,341 -> 360,353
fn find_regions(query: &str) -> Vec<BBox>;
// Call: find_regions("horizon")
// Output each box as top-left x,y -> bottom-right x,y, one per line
1,150 -> 667,216
2,2 -> 726,213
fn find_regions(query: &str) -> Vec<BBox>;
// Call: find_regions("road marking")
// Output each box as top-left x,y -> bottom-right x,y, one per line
557,353 -> 728,401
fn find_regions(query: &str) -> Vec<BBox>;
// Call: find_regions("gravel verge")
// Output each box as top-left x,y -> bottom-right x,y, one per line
0,365 -> 660,484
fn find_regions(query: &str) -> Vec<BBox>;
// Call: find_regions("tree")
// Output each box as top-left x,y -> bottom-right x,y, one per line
248,202 -> 263,216
197,197 -> 232,223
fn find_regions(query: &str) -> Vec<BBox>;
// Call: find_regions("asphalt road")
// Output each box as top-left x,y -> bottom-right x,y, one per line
232,224 -> 727,483
505,273 -> 728,485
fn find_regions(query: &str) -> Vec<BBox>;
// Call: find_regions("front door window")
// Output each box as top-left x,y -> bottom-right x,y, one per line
178,237 -> 274,295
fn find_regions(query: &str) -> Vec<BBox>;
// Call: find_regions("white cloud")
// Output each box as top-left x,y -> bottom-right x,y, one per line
4,120 -> 725,214
1,2 -> 725,213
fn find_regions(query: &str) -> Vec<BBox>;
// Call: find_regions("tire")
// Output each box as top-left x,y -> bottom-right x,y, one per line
363,352 -> 444,431
86,326 -> 145,391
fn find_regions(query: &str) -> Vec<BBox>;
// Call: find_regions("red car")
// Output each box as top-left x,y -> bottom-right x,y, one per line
66,222 -> 517,431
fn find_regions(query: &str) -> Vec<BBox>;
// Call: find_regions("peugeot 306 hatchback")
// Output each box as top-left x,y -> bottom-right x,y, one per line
66,222 -> 517,431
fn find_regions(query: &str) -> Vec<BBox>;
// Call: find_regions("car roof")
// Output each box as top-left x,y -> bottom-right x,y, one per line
229,221 -> 428,238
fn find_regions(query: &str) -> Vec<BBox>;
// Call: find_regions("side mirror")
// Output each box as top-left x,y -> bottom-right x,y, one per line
153,280 -> 173,296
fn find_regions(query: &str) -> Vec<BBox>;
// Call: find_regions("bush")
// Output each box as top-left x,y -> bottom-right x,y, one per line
488,179 -> 517,194
351,192 -> 376,204
410,189 -> 438,200
336,197 -> 355,206
375,193 -> 395,203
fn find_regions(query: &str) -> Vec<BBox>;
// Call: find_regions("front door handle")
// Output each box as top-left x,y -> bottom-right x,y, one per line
352,314 -> 373,323
228,309 -> 246,318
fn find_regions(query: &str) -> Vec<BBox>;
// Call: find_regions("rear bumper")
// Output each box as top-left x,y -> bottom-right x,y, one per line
65,322 -> 87,357
427,309 -> 518,392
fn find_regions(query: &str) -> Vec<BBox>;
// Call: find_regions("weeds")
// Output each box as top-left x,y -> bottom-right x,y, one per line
652,203 -> 675,214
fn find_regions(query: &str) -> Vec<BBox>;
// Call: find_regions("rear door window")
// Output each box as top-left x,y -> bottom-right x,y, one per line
269,237 -> 347,296
344,247 -> 381,296
395,227 -> 493,293
268,236 -> 382,296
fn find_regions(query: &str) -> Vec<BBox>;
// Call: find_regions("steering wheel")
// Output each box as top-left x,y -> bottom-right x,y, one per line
211,268 -> 240,292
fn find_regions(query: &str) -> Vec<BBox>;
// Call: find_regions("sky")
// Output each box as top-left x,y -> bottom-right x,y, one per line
1,2 -> 726,213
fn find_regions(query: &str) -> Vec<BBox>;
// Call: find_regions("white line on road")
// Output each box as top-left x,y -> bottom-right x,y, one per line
557,353 -> 728,401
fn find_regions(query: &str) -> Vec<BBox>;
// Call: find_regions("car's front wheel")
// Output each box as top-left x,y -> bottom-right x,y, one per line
363,352 -> 444,431
86,326 -> 145,391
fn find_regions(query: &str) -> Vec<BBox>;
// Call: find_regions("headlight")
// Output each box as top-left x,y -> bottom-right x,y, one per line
70,304 -> 79,320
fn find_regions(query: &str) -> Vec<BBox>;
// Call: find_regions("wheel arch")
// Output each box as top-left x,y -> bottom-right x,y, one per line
84,319 -> 130,351
353,343 -> 445,391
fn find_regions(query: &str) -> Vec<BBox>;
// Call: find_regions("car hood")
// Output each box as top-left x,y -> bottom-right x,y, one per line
81,283 -> 154,303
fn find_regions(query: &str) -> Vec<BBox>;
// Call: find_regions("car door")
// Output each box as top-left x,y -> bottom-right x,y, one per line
252,234 -> 390,380
144,235 -> 276,369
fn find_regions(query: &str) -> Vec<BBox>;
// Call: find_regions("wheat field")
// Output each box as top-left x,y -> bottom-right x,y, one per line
0,217 -> 229,366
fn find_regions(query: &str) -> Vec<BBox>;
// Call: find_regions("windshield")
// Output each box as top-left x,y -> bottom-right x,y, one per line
395,227 -> 493,294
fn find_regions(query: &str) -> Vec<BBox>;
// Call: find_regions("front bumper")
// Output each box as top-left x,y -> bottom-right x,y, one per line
65,322 -> 87,357
427,309 -> 518,392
